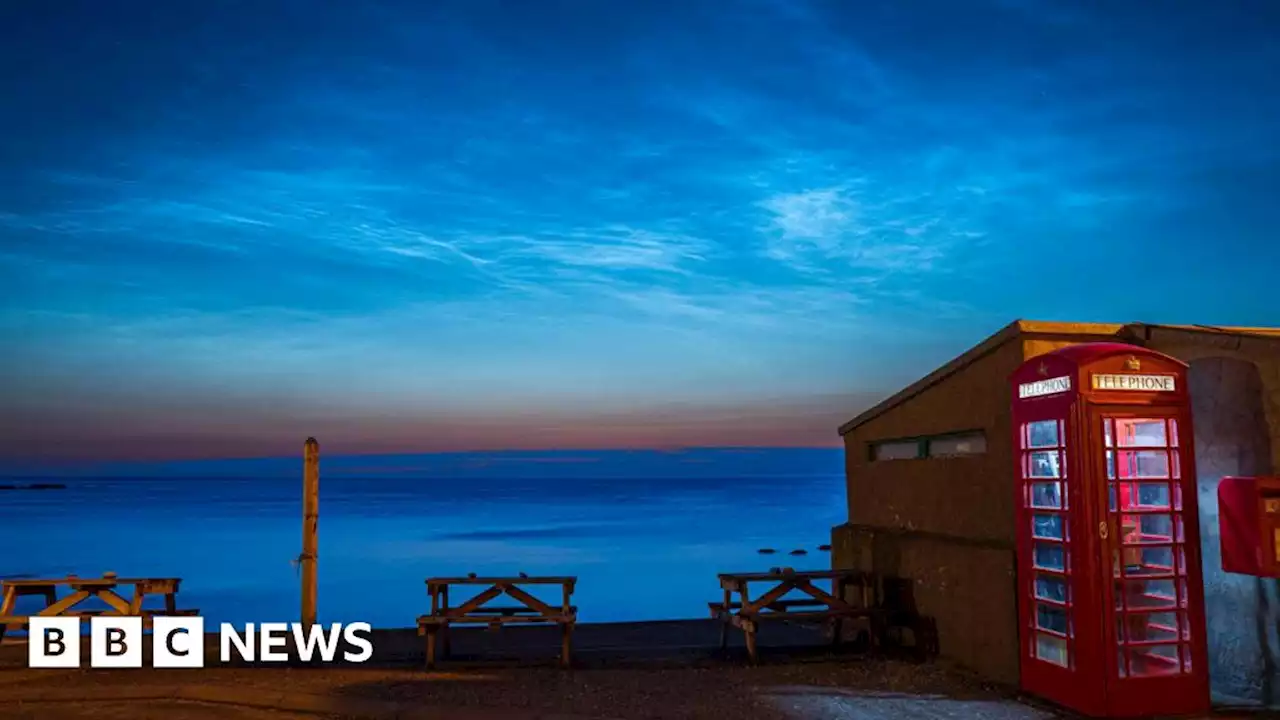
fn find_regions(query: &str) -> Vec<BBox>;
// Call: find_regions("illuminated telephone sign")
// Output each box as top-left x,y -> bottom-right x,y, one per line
1091,374 -> 1177,392
1019,375 -> 1071,399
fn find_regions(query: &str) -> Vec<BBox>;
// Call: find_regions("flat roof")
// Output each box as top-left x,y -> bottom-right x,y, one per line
837,320 -> 1279,437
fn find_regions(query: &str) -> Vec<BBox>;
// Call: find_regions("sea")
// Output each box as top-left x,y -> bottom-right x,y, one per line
0,448 -> 847,627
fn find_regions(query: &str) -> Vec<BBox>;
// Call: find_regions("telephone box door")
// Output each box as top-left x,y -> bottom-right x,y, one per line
1014,396 -> 1106,715
1092,408 -> 1209,717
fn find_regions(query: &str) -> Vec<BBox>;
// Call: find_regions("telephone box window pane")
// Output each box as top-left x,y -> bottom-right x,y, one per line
1116,482 -> 1171,510
1115,418 -> 1169,447
1125,546 -> 1176,576
1107,451 -> 1116,480
1117,611 -> 1181,643
1116,450 -> 1170,479
1169,419 -> 1179,447
1138,482 -> 1172,508
1034,542 -> 1066,571
1036,634 -> 1069,666
1129,645 -> 1182,676
1125,578 -> 1178,609
1035,574 -> 1069,603
1026,420 -> 1060,449
1037,604 -> 1069,634
1104,419 -> 1114,447
1132,513 -> 1177,543
1030,482 -> 1062,509
1033,513 -> 1065,540
1027,451 -> 1062,478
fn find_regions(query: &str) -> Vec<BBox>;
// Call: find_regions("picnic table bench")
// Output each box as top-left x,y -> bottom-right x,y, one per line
710,568 -> 883,663
417,575 -> 577,669
0,573 -> 198,642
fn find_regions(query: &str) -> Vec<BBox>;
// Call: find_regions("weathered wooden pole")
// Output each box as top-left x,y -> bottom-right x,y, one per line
301,437 -> 320,630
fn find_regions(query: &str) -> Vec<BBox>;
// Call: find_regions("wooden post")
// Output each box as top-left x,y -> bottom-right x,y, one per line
301,437 -> 320,630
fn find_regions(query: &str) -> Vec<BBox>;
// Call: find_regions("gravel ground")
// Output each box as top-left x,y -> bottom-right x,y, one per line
0,701 -> 333,720
0,657 -> 1025,720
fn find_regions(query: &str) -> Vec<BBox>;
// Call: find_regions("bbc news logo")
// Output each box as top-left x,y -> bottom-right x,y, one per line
28,617 -> 373,668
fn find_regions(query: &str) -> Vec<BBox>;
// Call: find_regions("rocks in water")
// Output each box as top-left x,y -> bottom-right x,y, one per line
467,572 -> 478,579
757,548 -> 777,555
818,544 -> 832,552
518,572 -> 528,578
0,483 -> 67,491
789,549 -> 808,556
769,567 -> 781,574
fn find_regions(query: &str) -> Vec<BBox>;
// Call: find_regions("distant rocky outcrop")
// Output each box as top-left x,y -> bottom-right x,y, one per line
0,483 -> 67,490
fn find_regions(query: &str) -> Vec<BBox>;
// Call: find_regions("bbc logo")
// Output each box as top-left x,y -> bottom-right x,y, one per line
29,616 -> 205,668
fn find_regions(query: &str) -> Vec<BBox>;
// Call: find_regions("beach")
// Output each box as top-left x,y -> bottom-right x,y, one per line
0,621 -> 1049,720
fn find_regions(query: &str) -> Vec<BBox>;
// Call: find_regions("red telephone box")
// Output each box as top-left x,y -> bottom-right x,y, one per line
1010,343 -> 1209,718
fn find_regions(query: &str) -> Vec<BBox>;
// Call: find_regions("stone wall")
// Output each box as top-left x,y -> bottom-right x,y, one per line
1180,351 -> 1280,704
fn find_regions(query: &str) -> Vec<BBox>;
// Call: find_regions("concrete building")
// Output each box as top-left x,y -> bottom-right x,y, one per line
831,320 -> 1280,703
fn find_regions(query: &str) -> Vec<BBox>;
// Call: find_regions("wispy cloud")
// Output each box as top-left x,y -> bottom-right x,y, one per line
1,0 -> 1274,459
759,185 -> 974,276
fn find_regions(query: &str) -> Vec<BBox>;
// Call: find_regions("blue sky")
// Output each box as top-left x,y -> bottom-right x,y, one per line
1,0 -> 1277,461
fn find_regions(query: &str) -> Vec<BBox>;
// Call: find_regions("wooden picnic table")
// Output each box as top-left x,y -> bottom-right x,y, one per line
0,572 -> 197,642
417,575 -> 577,669
710,568 -> 883,663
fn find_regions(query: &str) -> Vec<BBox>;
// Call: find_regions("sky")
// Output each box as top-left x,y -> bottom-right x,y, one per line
1,0 -> 1278,464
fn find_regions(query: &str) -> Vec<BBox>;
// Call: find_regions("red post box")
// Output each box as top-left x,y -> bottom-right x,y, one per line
1218,476 -> 1280,577
1010,343 -> 1210,718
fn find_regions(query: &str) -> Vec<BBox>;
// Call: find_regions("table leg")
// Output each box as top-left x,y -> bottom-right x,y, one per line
560,623 -> 573,669
424,628 -> 437,669
165,593 -> 177,614
718,587 -> 730,650
738,586 -> 755,662
442,624 -> 451,658
0,586 -> 12,643
745,627 -> 759,665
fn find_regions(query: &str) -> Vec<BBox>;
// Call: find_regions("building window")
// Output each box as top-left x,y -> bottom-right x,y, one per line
870,439 -> 925,461
869,430 -> 987,461
927,431 -> 987,458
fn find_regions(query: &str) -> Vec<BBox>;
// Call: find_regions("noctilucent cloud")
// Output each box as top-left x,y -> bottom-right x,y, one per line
1,0 -> 1277,462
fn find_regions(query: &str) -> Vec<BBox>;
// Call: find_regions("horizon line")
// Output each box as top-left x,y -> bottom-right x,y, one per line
0,443 -> 845,467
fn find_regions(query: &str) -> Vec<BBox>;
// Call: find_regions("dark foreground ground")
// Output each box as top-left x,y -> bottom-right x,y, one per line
0,620 -> 1274,720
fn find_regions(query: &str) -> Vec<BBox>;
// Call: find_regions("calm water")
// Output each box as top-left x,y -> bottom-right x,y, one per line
0,450 -> 846,626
